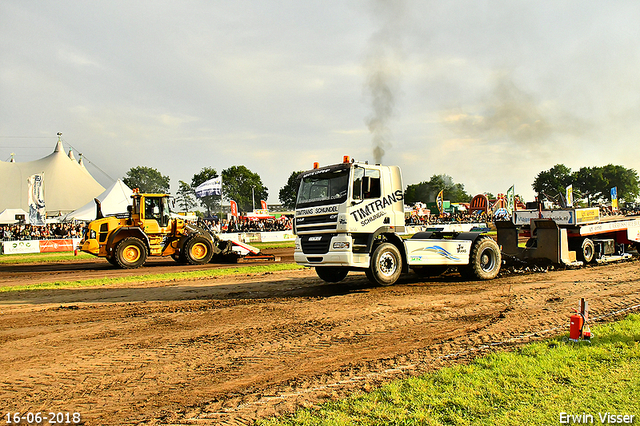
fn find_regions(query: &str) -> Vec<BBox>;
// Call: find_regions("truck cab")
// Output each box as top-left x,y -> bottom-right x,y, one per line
294,157 -> 405,270
294,157 -> 502,286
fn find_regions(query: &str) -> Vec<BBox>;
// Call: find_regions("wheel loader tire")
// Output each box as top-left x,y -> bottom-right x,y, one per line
115,237 -> 147,269
461,236 -> 501,280
184,235 -> 214,265
366,242 -> 402,286
315,267 -> 348,283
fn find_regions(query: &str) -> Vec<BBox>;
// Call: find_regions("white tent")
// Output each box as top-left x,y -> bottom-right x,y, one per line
0,138 -> 106,214
0,209 -> 28,224
64,179 -> 133,221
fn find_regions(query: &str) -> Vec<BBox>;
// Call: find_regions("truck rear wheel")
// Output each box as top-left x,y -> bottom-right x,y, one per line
461,236 -> 501,280
115,237 -> 147,269
315,267 -> 348,283
366,242 -> 402,286
184,235 -> 215,265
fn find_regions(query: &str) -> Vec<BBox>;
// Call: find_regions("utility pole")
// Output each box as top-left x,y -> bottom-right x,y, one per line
252,186 -> 255,212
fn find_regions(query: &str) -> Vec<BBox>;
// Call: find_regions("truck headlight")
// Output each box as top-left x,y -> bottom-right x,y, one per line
332,241 -> 350,250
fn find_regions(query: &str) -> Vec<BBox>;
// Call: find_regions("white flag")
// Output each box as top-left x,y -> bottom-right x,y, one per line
27,173 -> 46,226
195,176 -> 222,198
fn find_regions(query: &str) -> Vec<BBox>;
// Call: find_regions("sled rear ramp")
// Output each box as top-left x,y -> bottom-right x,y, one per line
230,240 -> 277,262
496,219 -> 577,265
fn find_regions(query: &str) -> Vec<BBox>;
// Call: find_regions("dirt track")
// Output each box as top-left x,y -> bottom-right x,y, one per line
1,249 -> 640,425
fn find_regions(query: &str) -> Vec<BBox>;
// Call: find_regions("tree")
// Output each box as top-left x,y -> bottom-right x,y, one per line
405,174 -> 471,205
221,165 -> 268,213
532,164 -> 572,203
600,164 -> 640,204
532,164 -> 639,206
279,170 -> 303,210
191,167 -> 220,217
123,166 -> 170,193
176,180 -> 197,212
572,166 -> 605,206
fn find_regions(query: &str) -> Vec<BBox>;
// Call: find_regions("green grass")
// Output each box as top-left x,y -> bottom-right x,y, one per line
0,242 -> 294,263
250,241 -> 295,249
0,251 -> 94,264
0,263 -> 305,293
260,314 -> 640,426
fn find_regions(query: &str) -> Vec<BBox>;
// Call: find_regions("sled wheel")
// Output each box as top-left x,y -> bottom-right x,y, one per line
184,235 -> 214,265
315,267 -> 349,283
115,237 -> 147,269
367,242 -> 402,286
577,238 -> 595,263
462,236 -> 501,280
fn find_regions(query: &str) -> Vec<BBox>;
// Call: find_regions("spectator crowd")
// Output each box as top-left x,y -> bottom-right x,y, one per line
216,216 -> 293,233
0,222 -> 87,241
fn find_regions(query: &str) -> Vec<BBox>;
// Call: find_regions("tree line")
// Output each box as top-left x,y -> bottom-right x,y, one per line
122,162 -> 640,216
532,164 -> 639,206
123,165 -> 267,216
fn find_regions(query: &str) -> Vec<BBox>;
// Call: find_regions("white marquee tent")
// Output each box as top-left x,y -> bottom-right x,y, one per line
0,208 -> 28,224
0,139 -> 106,215
64,179 -> 133,221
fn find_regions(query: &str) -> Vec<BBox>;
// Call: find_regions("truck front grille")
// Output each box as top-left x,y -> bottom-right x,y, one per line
295,213 -> 338,234
301,234 -> 333,254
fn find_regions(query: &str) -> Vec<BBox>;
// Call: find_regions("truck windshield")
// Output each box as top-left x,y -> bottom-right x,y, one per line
297,168 -> 349,208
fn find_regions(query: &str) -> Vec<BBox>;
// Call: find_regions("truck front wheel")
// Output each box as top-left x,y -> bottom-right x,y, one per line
115,237 -> 147,269
315,267 -> 348,283
366,242 -> 402,286
462,236 -> 501,280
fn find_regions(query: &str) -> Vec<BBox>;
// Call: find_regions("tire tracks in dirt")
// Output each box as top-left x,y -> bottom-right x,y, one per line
1,258 -> 639,425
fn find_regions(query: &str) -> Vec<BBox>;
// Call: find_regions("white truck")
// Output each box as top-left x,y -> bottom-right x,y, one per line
293,157 -> 501,286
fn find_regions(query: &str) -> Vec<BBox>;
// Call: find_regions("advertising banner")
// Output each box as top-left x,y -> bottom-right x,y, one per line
2,240 -> 40,254
506,185 -> 515,215
2,238 -> 82,255
39,239 -> 75,253
575,207 -> 600,224
436,190 -> 444,214
611,187 -> 618,210
566,184 -> 573,207
27,173 -> 46,226
230,200 -> 238,217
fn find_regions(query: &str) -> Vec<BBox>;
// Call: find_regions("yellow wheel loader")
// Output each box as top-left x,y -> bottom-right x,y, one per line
78,189 -> 233,268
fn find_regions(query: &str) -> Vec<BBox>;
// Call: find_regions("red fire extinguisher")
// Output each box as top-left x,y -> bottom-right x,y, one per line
569,312 -> 584,342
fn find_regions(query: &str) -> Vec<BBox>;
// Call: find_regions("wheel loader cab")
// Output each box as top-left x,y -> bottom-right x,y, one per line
141,195 -> 172,232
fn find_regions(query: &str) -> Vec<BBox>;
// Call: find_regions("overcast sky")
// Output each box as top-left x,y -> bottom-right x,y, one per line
2,1 -> 640,204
